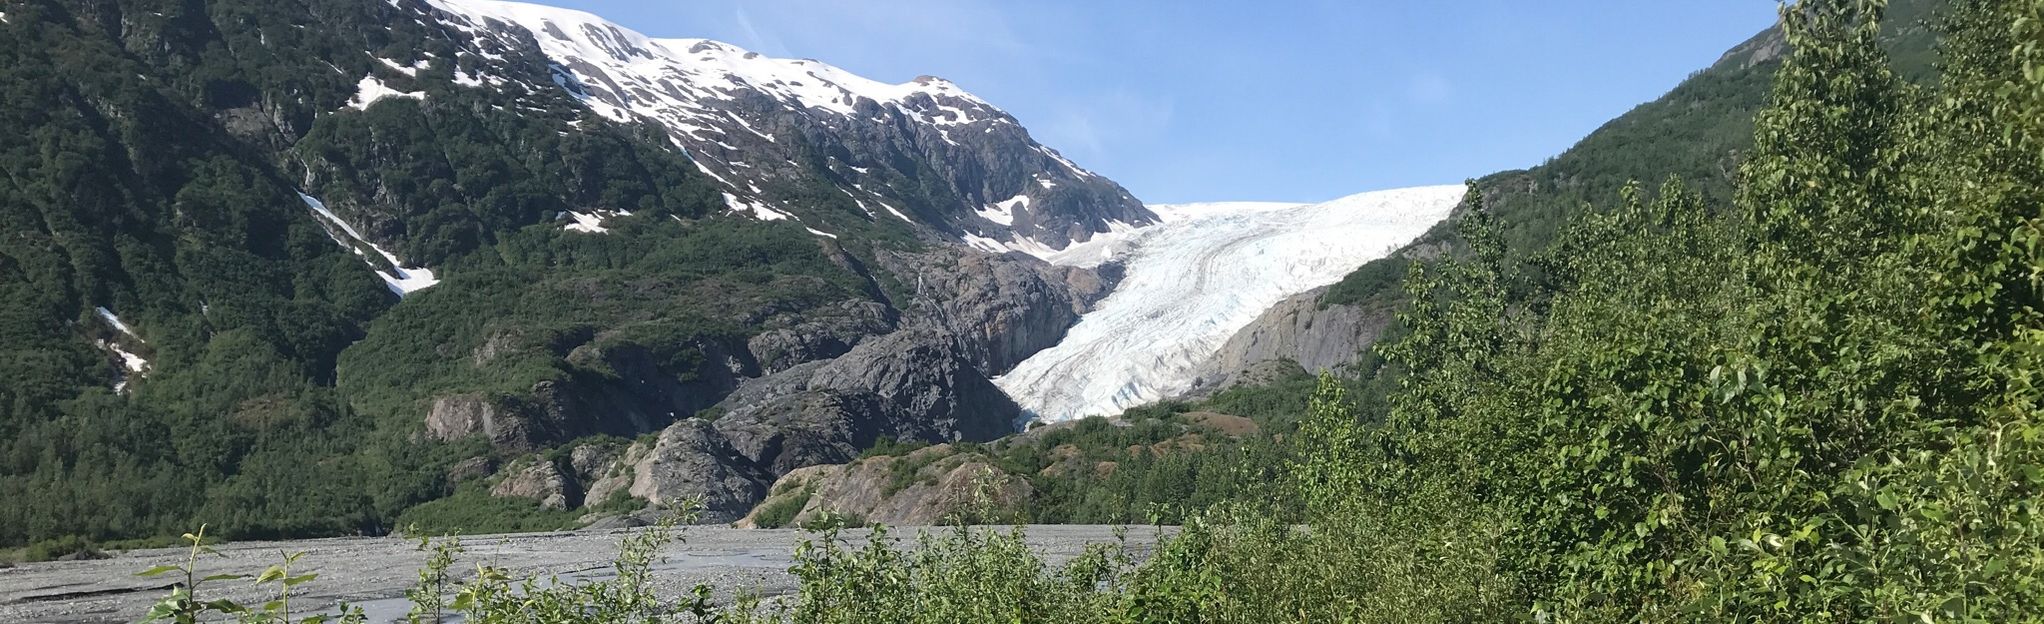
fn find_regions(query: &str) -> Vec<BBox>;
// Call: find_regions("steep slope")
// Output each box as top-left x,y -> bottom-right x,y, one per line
0,0 -> 1134,547
425,0 -> 1155,254
996,187 -> 1462,422
1195,0 -> 1945,388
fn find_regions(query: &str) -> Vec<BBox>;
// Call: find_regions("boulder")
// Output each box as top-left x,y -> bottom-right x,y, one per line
737,445 -> 1034,527
425,394 -> 538,450
490,460 -> 578,510
625,419 -> 772,523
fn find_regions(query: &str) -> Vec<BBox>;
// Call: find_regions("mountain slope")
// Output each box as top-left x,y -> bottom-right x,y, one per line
425,0 -> 1154,254
0,0 -> 1132,547
1195,0 -> 1946,388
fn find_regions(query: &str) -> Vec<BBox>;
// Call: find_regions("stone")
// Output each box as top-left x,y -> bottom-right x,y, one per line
490,460 -> 578,511
625,419 -> 771,523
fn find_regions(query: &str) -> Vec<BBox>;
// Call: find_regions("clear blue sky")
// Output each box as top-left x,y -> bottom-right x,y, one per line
538,0 -> 1782,204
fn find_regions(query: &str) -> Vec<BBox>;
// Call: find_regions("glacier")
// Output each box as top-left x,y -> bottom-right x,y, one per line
994,185 -> 1465,423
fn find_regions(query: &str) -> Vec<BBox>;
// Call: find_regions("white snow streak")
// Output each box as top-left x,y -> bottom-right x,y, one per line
298,193 -> 441,296
563,209 -> 632,233
348,75 -> 423,110
94,307 -> 142,340
995,185 -> 1465,423
722,192 -> 791,221
94,307 -> 149,391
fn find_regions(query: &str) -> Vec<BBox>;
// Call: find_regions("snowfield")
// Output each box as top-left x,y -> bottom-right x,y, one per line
994,185 -> 1465,423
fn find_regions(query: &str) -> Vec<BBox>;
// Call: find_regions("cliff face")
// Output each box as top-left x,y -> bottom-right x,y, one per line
477,246 -> 1105,522
1187,284 -> 1397,394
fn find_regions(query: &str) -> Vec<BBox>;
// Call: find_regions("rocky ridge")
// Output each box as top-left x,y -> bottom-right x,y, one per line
424,0 -> 1156,253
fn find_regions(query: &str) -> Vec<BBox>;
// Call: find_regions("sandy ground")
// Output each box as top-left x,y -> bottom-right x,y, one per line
0,525 -> 1164,623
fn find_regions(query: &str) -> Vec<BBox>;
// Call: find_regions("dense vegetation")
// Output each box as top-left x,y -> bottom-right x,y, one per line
202,1 -> 2026,621
1322,0 -> 1941,309
122,1 -> 2042,621
0,0 -> 892,554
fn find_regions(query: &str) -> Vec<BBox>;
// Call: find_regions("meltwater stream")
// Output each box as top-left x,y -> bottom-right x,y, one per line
994,185 -> 1465,423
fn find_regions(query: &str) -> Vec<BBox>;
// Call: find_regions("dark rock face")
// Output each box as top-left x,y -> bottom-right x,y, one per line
1189,284 -> 1398,395
423,245 -> 1097,521
744,301 -> 896,374
878,248 -> 1111,373
549,326 -> 1027,524
625,420 -> 773,523
716,329 -> 1020,474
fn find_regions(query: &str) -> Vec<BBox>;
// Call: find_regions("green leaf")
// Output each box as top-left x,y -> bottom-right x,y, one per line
256,565 -> 287,584
284,573 -> 320,587
205,599 -> 248,613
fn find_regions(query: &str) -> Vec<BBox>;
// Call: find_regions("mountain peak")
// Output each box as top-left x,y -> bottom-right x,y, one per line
428,0 -> 1153,254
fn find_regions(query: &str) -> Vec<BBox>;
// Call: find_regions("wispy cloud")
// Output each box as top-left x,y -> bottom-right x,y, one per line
1035,89 -> 1175,163
709,0 -> 1036,71
730,8 -> 789,57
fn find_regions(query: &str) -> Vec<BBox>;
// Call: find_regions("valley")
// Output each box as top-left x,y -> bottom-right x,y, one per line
0,525 -> 1166,623
996,186 -> 1464,422
7,0 -> 2040,620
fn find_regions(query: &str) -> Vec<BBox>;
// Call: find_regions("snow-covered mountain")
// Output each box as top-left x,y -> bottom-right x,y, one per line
423,0 -> 1154,253
994,186 -> 1465,422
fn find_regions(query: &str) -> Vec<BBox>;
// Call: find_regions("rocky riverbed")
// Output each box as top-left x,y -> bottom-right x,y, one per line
0,525 -> 1164,623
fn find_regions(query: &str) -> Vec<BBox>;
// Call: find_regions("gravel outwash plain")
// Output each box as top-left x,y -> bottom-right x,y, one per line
0,525 -> 1165,623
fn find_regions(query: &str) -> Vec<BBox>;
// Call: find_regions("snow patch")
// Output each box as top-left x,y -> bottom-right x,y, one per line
875,200 -> 913,222
805,227 -> 839,239
299,193 -> 441,296
105,341 -> 148,373
94,307 -> 142,340
425,0 -> 1070,221
377,57 -> 429,76
723,192 -> 791,221
430,0 -> 1000,121
977,193 -> 1029,227
960,232 -> 1009,254
93,307 -> 150,391
563,209 -> 632,233
349,75 -> 423,110
995,185 -> 1465,422
1037,146 -> 1095,178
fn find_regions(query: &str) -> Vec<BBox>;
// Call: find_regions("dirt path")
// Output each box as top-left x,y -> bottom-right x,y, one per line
0,525 -> 1163,623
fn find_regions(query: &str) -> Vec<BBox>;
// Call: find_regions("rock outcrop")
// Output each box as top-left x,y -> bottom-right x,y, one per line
713,329 -> 1021,475
878,248 -> 1111,373
490,460 -> 577,510
1187,284 -> 1397,394
425,394 -> 543,450
735,444 -> 1034,528
625,420 -> 773,523
533,325 -> 1032,525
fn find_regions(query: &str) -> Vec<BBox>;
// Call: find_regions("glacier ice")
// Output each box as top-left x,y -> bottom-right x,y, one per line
994,185 -> 1465,423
